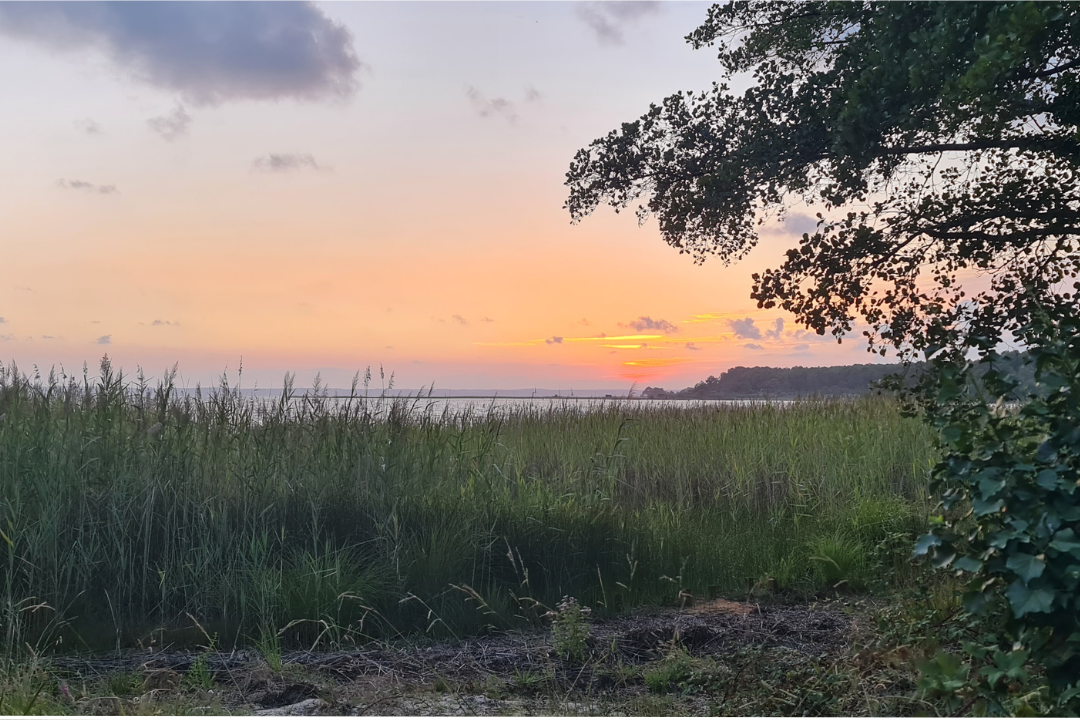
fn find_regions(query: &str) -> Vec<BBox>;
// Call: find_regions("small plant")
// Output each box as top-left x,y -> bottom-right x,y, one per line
510,669 -> 540,691
643,646 -> 721,695
643,654 -> 691,693
255,627 -> 283,673
185,632 -> 217,690
106,671 -> 143,698
808,532 -> 867,589
548,596 -> 591,663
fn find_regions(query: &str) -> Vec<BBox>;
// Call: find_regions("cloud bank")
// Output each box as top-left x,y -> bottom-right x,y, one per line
0,2 -> 363,106
728,317 -> 761,340
624,316 -> 678,334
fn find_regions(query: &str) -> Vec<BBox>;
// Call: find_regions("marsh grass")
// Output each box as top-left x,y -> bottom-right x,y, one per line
0,358 -> 933,651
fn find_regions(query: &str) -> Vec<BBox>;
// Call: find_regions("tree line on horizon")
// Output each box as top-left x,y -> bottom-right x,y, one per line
643,352 -> 1037,400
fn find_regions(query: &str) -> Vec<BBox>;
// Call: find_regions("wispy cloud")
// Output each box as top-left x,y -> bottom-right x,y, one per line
575,1 -> 661,45
0,2 -> 363,106
784,212 -> 819,236
95,334 -> 112,345
477,333 -> 662,348
465,85 -> 517,123
147,104 -> 192,141
151,319 -> 180,326
759,212 -> 821,238
765,318 -> 784,341
252,153 -> 323,173
744,343 -> 763,350
480,316 -> 494,323
685,342 -> 701,351
545,336 -> 563,345
792,328 -> 834,343
683,312 -> 733,324
75,117 -> 101,135
58,178 -> 118,194
623,316 -> 678,334
524,85 -> 543,103
452,314 -> 468,325
0,317 -> 5,324
728,317 -> 761,340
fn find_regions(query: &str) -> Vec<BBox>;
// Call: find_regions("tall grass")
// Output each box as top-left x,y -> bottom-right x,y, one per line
0,359 -> 933,652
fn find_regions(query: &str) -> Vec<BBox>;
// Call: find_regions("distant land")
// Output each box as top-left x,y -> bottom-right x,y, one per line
642,363 -> 916,400
645,352 -> 1034,400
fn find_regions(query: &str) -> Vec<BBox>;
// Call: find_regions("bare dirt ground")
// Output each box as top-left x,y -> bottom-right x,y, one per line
47,600 -> 865,716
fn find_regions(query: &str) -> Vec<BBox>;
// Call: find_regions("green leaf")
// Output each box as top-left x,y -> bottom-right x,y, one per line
914,533 -> 941,557
932,548 -> 957,569
962,590 -> 989,615
972,497 -> 1004,516
1006,553 -> 1046,583
1049,539 -> 1080,557
1036,469 -> 1059,490
1007,580 -> 1055,617
977,475 -> 1006,496
941,425 -> 964,444
1036,440 -> 1058,464
953,556 -> 983,573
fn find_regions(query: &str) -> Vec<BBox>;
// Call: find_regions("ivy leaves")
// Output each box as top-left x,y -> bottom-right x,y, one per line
911,310 -> 1080,709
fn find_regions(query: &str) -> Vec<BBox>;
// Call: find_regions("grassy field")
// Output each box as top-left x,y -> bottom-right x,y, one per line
0,359 -> 934,656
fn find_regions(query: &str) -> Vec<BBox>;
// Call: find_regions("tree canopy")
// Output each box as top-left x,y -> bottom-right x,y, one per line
566,2 -> 1080,358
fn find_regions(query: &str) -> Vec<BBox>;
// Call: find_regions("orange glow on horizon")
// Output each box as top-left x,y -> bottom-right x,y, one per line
622,357 -> 701,368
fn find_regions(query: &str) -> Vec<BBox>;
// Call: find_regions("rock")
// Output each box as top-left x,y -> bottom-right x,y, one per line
256,698 -> 327,716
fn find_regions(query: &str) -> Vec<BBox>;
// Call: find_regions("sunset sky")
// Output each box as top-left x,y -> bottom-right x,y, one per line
0,1 -> 894,392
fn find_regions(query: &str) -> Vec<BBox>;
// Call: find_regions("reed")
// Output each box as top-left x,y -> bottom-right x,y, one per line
0,358 -> 933,651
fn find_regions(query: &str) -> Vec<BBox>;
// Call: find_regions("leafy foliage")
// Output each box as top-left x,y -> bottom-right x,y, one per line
548,596 -> 592,663
566,1 -> 1080,358
912,307 -> 1080,712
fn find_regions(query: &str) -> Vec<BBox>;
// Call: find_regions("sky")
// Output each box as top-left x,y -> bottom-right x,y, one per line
0,1 -> 896,392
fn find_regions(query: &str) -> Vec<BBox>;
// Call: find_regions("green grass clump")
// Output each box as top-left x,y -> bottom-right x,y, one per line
0,359 -> 933,650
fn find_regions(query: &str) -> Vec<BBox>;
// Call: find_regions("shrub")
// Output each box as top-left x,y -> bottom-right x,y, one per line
913,309 -> 1080,713
549,596 -> 591,663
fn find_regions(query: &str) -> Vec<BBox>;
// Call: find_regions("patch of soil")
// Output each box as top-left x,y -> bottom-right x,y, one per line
47,601 -> 853,715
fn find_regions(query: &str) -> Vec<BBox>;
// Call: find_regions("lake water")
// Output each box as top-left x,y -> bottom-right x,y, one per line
256,395 -> 792,420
